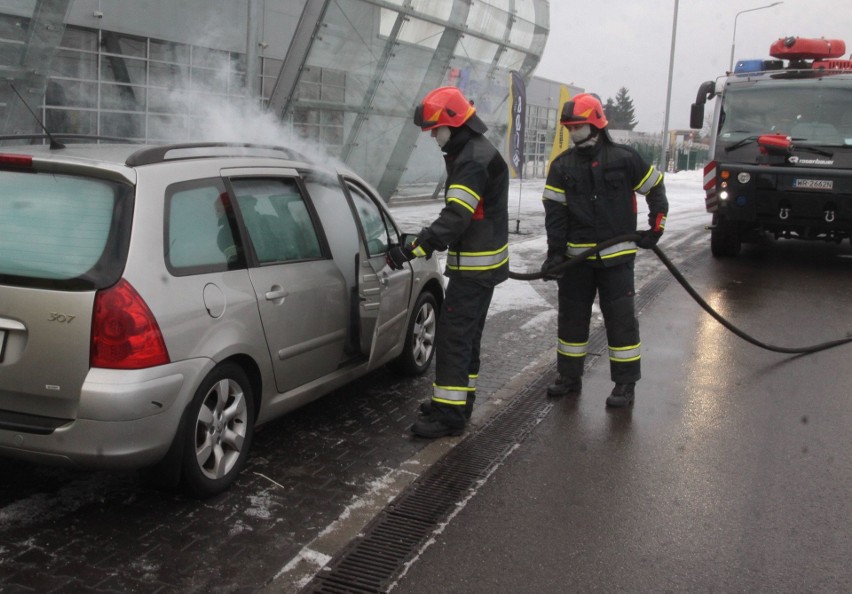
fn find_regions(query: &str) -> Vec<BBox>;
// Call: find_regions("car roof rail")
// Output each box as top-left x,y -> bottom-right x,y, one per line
0,133 -> 135,146
125,142 -> 307,167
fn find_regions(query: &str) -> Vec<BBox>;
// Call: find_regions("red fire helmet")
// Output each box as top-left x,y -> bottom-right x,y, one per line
560,93 -> 609,129
414,86 -> 483,131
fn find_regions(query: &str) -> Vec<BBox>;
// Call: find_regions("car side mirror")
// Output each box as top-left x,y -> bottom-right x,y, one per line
398,232 -> 417,247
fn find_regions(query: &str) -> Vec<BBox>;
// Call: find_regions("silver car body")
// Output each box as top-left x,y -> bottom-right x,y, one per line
0,143 -> 443,479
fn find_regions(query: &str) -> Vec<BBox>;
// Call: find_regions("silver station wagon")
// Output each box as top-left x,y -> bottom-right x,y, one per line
0,141 -> 443,497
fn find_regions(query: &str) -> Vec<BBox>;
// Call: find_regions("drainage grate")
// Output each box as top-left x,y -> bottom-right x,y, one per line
303,376 -> 556,594
302,246 -> 703,593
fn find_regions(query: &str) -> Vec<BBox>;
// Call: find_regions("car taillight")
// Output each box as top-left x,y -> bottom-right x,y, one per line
91,279 -> 170,369
0,153 -> 33,168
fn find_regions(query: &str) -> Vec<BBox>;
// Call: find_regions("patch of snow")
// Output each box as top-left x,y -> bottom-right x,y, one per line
244,492 -> 276,520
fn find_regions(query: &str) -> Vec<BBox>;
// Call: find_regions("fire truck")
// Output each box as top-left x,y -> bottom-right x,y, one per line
690,36 -> 852,257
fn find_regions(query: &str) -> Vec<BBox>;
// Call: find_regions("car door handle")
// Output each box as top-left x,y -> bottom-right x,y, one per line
265,289 -> 289,301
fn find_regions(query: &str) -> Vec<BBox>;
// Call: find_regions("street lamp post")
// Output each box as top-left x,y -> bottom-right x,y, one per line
729,2 -> 783,72
660,0 -> 679,172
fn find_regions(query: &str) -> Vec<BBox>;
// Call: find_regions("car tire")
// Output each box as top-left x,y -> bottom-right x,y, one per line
389,290 -> 438,376
179,362 -> 255,498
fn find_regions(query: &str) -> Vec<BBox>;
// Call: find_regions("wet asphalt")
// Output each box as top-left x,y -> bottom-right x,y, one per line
394,238 -> 852,593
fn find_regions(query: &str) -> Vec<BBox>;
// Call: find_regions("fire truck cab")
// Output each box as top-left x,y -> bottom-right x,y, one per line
691,36 -> 852,257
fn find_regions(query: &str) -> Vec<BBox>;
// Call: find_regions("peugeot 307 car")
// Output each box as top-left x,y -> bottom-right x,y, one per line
0,140 -> 443,497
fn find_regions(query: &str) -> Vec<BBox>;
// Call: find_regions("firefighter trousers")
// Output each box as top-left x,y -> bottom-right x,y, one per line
556,261 -> 640,384
432,277 -> 495,427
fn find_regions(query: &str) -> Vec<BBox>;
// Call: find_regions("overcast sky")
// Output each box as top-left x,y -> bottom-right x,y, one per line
535,0 -> 852,134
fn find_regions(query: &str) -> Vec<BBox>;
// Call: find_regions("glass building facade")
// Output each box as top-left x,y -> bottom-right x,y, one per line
0,0 -> 551,198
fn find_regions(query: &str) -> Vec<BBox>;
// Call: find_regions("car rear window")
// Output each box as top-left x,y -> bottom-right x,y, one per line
0,169 -> 132,290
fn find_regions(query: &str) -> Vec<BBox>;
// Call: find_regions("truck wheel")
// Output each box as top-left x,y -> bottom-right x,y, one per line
710,215 -> 741,257
389,290 -> 437,376
180,363 -> 255,498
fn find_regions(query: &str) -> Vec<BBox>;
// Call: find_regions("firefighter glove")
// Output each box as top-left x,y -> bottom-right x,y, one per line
386,245 -> 415,270
636,229 -> 663,249
540,253 -> 567,280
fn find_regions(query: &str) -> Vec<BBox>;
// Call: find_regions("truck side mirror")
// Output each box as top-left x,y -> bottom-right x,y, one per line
690,103 -> 705,130
690,80 -> 716,129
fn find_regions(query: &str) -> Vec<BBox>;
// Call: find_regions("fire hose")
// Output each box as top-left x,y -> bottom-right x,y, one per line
508,233 -> 852,355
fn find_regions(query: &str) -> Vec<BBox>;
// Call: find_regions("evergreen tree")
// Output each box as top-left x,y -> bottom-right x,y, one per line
603,87 -> 638,130
604,98 -> 616,121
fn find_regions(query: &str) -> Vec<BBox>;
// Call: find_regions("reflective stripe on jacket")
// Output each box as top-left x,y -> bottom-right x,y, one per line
447,243 -> 509,271
566,241 -> 636,260
635,166 -> 664,195
447,184 -> 480,212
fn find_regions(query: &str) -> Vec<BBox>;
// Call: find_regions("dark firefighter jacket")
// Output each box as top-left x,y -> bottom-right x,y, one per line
414,126 -> 509,286
542,134 -> 668,267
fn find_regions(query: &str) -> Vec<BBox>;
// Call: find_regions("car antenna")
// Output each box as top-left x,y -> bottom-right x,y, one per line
5,81 -> 65,149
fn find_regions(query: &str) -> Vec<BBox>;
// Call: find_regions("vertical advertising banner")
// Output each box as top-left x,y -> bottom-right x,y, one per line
508,70 -> 526,179
548,85 -> 572,173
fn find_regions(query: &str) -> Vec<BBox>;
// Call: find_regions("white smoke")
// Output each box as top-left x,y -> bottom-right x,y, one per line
188,95 -> 330,165
154,50 -> 338,169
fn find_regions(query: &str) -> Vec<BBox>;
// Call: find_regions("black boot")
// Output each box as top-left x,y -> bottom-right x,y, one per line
546,375 -> 582,397
411,403 -> 466,438
605,382 -> 635,407
419,393 -> 475,420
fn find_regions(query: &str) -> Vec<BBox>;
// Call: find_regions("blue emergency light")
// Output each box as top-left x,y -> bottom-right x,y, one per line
734,59 -> 785,74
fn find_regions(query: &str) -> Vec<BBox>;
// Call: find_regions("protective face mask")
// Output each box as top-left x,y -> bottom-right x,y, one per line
433,126 -> 452,148
570,124 -> 597,147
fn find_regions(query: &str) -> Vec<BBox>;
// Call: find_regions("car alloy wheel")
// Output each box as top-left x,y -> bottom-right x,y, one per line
181,363 -> 255,497
390,291 -> 437,375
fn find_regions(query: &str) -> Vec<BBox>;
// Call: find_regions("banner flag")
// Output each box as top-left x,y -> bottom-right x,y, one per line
548,85 -> 572,173
508,70 -> 526,179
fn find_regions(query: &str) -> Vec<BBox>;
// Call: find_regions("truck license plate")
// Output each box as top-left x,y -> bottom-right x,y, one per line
794,178 -> 833,190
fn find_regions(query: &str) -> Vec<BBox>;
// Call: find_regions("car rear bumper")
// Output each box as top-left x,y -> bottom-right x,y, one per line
0,358 -> 214,469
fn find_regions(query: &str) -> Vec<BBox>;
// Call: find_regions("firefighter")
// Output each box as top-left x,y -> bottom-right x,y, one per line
386,86 -> 509,438
540,93 -> 668,407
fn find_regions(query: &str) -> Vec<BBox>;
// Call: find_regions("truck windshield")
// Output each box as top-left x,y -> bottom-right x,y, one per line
719,80 -> 852,148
